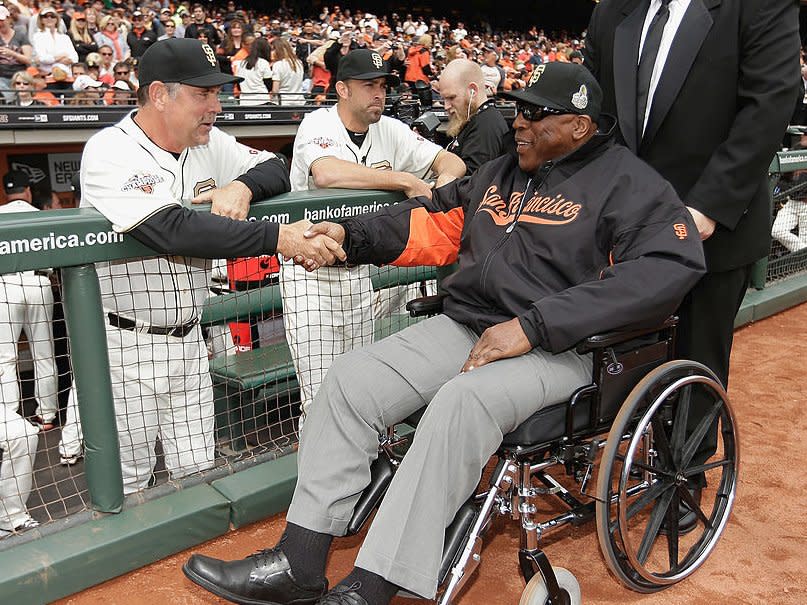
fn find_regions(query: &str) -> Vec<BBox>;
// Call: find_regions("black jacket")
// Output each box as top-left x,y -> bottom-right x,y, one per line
341,123 -> 706,353
446,99 -> 509,176
584,0 -> 801,271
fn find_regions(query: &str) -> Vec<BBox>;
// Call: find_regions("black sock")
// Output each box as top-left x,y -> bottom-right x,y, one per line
279,522 -> 332,586
337,567 -> 399,605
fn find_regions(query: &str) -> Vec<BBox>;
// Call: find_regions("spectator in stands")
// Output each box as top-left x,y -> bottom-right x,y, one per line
70,73 -> 103,105
93,45 -> 114,83
107,78 -> 135,105
438,58 -> 508,175
324,28 -> 357,92
0,170 -> 60,433
94,14 -> 129,63
280,48 -> 465,425
306,36 -> 333,100
126,10 -> 157,60
403,33 -> 432,89
157,18 -> 177,41
67,11 -> 97,62
84,7 -> 100,38
0,5 -> 32,102
10,70 -> 43,106
176,9 -> 192,39
295,20 -> 323,78
215,18 -> 246,93
31,6 -> 76,76
480,49 -> 501,94
184,4 -> 220,46
270,37 -> 304,105
0,406 -> 39,536
234,35 -> 272,106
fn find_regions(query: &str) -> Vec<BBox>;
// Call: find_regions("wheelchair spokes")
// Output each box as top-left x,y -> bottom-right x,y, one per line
596,360 -> 739,593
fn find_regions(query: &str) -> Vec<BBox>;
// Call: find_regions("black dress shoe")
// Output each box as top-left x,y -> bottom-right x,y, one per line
661,486 -> 703,536
183,547 -> 327,605
317,584 -> 369,605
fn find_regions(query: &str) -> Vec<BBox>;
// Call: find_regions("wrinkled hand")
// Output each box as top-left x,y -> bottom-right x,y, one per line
687,206 -> 716,241
278,220 -> 346,271
192,181 -> 252,220
461,318 -> 532,373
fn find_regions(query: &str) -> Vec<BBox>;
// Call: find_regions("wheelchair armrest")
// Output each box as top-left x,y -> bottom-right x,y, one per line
406,293 -> 448,317
575,316 -> 678,354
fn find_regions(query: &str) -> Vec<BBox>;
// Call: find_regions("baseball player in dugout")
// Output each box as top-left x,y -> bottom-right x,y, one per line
184,62 -> 706,605
280,48 -> 465,425
80,37 -> 344,494
438,58 -> 509,175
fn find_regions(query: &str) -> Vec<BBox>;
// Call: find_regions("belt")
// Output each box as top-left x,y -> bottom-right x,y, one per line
107,312 -> 198,338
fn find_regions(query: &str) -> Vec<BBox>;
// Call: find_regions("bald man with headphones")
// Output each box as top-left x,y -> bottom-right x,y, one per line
438,58 -> 508,175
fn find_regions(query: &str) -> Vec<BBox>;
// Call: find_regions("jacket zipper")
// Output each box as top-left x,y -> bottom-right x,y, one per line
479,161 -> 556,295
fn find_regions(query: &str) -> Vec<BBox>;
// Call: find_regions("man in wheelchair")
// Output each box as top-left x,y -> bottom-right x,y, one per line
184,62 -> 706,605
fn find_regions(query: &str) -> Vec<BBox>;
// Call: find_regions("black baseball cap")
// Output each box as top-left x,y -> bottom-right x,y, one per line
138,38 -> 242,88
501,62 -> 602,122
3,170 -> 30,193
336,49 -> 400,86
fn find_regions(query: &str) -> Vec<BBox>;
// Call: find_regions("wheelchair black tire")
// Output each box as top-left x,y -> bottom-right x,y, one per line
594,359 -> 739,593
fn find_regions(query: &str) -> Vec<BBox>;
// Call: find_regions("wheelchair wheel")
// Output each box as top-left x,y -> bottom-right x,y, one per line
519,567 -> 581,605
595,360 -> 739,592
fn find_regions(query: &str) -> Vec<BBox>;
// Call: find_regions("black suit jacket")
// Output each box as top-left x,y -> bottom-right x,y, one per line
584,0 -> 801,271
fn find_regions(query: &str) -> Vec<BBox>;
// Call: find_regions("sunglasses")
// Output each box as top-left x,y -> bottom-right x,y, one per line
516,102 -> 571,122
42,14 -> 58,19
100,51 -> 113,56
115,70 -> 129,75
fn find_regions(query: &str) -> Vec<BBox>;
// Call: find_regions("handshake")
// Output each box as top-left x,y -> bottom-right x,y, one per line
276,220 -> 347,271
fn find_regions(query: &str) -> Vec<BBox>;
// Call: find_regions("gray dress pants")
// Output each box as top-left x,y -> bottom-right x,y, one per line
286,314 -> 590,598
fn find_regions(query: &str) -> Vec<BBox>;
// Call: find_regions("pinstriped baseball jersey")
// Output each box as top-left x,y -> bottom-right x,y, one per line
81,111 -> 277,328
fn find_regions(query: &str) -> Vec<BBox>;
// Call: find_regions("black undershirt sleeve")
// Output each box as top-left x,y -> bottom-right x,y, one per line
233,156 -> 290,202
130,205 -> 280,258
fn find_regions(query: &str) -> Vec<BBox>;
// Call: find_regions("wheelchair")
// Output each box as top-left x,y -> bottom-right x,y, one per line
345,295 -> 739,605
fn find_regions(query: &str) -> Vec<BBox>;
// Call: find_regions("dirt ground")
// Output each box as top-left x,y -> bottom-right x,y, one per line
55,303 -> 807,605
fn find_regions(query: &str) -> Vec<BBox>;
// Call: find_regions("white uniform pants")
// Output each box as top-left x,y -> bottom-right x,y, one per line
105,323 -> 215,494
281,263 -> 374,417
58,384 -> 82,458
0,275 -> 59,423
0,406 -> 38,530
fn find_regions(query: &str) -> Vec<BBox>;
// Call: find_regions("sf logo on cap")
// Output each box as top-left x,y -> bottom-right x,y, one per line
528,64 -> 546,87
202,43 -> 217,67
371,52 -> 383,69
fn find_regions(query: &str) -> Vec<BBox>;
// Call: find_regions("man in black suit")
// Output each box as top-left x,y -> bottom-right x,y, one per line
584,0 -> 800,512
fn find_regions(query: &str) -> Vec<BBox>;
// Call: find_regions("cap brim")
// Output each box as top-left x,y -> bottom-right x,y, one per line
340,71 -> 400,87
499,88 -> 570,113
181,72 -> 243,87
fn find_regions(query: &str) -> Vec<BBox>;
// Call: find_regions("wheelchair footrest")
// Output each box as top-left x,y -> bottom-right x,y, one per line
438,499 -> 480,586
345,455 -> 396,536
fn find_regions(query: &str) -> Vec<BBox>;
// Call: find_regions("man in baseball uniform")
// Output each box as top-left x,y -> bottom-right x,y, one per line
0,170 -> 59,432
81,38 -> 345,494
281,48 -> 465,423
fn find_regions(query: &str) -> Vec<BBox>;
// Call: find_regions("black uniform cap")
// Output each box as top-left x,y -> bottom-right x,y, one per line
139,38 -> 242,88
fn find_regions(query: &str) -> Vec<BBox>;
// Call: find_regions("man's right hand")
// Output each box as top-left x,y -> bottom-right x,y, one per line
277,220 -> 346,271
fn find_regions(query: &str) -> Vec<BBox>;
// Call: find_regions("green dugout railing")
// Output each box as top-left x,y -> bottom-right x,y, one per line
0,188 -> 404,514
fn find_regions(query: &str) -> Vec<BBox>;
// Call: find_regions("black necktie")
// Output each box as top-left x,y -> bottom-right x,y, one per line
637,0 -> 672,138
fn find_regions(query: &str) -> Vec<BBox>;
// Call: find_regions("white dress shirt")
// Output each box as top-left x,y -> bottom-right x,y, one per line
638,0 -> 691,135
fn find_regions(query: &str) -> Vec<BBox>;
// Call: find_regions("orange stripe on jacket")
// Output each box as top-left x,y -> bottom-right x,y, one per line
392,206 -> 465,267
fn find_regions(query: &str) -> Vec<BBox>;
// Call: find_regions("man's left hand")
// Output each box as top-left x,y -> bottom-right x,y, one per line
461,318 -> 532,373
687,206 -> 716,240
192,181 -> 252,220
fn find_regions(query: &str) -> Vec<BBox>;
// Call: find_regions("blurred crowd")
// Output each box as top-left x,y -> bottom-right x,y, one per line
0,0 -> 587,106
